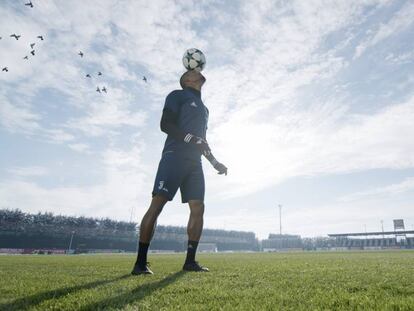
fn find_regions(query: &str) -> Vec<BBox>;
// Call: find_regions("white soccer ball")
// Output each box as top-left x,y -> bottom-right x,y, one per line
182,48 -> 206,72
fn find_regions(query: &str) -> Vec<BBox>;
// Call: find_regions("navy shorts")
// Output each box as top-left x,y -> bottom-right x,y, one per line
152,152 -> 205,203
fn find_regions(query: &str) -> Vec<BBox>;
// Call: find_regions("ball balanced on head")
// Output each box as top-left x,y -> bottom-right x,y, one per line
182,48 -> 206,72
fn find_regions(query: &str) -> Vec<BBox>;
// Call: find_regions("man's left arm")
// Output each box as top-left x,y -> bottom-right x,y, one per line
202,145 -> 228,176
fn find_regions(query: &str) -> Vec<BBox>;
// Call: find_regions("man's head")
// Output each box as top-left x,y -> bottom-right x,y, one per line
180,70 -> 206,90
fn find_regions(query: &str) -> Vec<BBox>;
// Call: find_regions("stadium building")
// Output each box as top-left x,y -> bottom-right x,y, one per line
329,219 -> 414,250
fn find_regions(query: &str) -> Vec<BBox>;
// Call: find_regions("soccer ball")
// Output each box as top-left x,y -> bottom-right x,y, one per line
182,48 -> 206,72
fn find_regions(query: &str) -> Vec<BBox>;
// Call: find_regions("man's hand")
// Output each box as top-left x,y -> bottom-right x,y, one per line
213,162 -> 228,175
184,134 -> 211,156
185,133 -> 227,175
202,148 -> 228,176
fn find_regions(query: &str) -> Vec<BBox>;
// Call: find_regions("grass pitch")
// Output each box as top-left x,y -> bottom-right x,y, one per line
0,251 -> 413,310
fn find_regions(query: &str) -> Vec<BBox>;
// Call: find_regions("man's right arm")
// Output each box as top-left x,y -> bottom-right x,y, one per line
160,108 -> 186,141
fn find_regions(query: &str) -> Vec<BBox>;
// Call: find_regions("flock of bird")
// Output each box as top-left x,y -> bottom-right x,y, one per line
1,2 -> 43,73
1,34 -> 44,73
78,50 -> 109,94
1,32 -> 45,73
2,1 -> 149,95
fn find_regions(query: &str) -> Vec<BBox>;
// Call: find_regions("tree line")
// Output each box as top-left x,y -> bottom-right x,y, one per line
0,209 -> 259,251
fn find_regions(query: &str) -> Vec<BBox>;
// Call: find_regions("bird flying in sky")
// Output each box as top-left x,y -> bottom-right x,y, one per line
30,50 -> 35,56
25,1 -> 33,8
143,76 -> 147,83
37,35 -> 44,41
102,87 -> 107,93
30,43 -> 35,49
2,67 -> 8,72
78,51 -> 84,57
10,34 -> 21,40
96,87 -> 101,93
23,56 -> 29,60
86,74 -> 91,78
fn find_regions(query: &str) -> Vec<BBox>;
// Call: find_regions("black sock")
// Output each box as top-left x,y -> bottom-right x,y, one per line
135,242 -> 150,268
185,240 -> 199,264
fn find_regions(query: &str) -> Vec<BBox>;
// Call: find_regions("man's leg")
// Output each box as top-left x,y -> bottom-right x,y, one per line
132,195 -> 168,275
187,199 -> 204,241
139,195 -> 168,243
183,200 -> 209,271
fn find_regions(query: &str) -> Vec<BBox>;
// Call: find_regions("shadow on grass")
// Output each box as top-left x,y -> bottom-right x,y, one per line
79,271 -> 186,311
0,274 -> 131,311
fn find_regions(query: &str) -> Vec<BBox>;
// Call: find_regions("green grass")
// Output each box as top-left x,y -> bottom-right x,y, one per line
0,251 -> 414,310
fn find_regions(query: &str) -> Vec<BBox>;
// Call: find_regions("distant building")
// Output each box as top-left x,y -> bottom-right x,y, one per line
262,234 -> 302,251
198,243 -> 218,253
328,229 -> 414,250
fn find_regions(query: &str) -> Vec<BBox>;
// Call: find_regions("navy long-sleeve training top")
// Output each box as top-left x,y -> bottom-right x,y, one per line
160,87 -> 209,160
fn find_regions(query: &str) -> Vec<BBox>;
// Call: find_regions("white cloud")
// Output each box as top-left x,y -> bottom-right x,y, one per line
1,0 -> 414,236
385,51 -> 414,64
0,144 -> 151,220
7,166 -> 49,178
65,87 -> 148,137
68,143 -> 91,153
0,0 -> 201,141
340,177 -> 414,202
207,94 -> 414,198
44,128 -> 75,143
354,1 -> 414,58
199,0 -> 414,198
0,94 -> 41,134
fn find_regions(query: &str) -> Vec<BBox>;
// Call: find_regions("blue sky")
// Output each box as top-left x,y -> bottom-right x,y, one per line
1,0 -> 414,238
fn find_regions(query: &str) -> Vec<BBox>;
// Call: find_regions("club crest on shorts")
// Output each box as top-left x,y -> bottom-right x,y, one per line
190,102 -> 197,107
158,181 -> 168,192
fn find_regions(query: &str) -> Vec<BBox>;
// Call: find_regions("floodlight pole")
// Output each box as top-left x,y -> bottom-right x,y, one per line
278,204 -> 282,235
135,224 -> 140,254
129,206 -> 135,223
68,231 -> 75,254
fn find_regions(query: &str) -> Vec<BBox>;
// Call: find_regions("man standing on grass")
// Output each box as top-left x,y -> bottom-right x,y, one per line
131,70 -> 227,275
